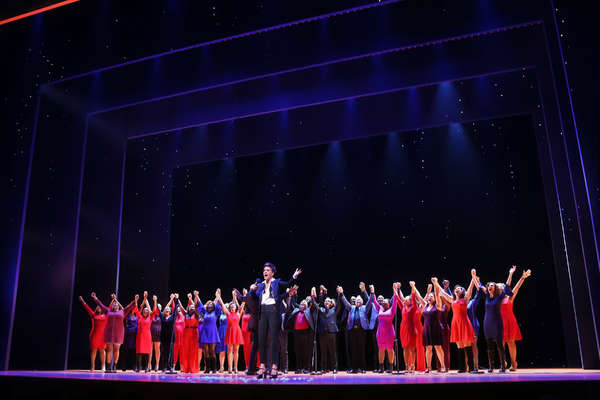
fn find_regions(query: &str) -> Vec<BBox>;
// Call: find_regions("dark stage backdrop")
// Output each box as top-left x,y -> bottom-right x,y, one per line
167,114 -> 563,369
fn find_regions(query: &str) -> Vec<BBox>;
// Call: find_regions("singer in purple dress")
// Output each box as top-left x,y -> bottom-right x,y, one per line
93,292 -> 137,372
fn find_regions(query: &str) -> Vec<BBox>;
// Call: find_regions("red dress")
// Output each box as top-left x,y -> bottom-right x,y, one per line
83,303 -> 107,350
181,314 -> 200,373
501,297 -> 522,341
414,308 -> 425,371
450,298 -> 475,343
134,306 -> 159,354
241,313 -> 252,366
400,292 -> 418,348
224,313 -> 244,345
173,315 -> 185,366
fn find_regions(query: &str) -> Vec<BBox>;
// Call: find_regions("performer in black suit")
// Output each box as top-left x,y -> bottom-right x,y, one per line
316,285 -> 341,373
338,285 -> 375,373
251,262 -> 301,379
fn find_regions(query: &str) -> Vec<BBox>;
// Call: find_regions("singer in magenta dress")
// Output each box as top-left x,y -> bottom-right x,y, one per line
372,290 -> 400,350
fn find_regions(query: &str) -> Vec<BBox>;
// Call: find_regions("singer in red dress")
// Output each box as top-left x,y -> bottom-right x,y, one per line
219,293 -> 246,373
500,267 -> 531,371
79,295 -> 107,371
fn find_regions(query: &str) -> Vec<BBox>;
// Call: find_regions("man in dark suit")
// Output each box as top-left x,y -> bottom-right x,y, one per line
338,284 -> 375,373
316,285 -> 341,373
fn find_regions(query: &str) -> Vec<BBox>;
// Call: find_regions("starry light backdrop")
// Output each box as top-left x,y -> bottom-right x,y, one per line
0,0 -> 597,371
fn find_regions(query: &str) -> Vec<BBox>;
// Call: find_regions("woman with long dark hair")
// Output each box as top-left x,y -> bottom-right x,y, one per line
481,268 -> 515,373
419,278 -> 446,373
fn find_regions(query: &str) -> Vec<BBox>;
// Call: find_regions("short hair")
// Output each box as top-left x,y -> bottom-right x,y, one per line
263,262 -> 276,273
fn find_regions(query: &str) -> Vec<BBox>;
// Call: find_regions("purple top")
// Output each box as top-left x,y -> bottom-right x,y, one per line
95,298 -> 135,344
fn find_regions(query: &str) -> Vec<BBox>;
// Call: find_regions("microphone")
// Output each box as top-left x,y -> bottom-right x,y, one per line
255,278 -> 261,284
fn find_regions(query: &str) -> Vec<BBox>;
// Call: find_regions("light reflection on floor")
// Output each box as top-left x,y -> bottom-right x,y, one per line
2,368 -> 599,385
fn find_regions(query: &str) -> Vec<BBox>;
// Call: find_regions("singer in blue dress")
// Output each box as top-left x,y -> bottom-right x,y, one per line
197,289 -> 223,373
215,310 -> 228,372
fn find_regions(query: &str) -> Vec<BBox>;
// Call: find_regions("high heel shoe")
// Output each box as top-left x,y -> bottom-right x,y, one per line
256,367 -> 267,379
270,367 -> 278,379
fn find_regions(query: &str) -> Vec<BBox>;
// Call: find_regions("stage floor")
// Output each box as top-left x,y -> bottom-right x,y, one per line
2,368 -> 599,400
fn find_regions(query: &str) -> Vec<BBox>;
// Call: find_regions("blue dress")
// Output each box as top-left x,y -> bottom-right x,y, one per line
123,313 -> 138,348
467,285 -> 484,337
483,285 -> 513,340
198,301 -> 222,344
215,313 -> 228,353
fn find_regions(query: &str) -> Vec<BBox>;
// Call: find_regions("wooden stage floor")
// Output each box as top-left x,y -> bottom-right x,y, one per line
1,368 -> 599,400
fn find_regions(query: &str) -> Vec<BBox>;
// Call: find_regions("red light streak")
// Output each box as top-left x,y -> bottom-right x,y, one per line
0,0 -> 80,26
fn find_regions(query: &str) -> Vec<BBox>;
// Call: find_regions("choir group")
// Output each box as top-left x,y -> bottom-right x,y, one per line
79,263 -> 531,378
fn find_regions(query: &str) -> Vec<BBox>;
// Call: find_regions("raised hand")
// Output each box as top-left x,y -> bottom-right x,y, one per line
174,293 -> 179,299
369,284 -> 375,293
523,269 -> 532,278
337,286 -> 343,294
153,295 -> 157,302
510,265 -> 517,275
320,285 -> 327,293
143,291 -> 148,298
359,282 -> 366,292
293,268 -> 302,278
135,294 -> 140,301
311,287 -> 317,296
91,292 -> 97,299
243,288 -> 248,296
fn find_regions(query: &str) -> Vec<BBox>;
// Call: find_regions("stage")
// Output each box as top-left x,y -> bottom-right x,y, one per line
1,369 -> 599,400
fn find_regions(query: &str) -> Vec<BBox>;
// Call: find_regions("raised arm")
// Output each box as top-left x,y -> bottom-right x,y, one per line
413,284 -> 426,310
506,266 -> 516,286
80,296 -> 95,317
465,269 -> 477,302
436,280 -> 453,304
217,293 -> 228,315
164,294 -> 175,312
337,286 -> 351,311
396,282 -> 405,300
510,269 -> 532,303
358,282 -> 368,304
365,289 -> 375,313
432,278 -> 442,311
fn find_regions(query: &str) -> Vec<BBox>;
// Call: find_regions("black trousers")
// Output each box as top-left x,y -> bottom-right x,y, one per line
258,305 -> 279,366
278,330 -> 289,370
294,329 -> 311,370
248,329 -> 259,372
319,330 -> 338,371
348,326 -> 366,370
